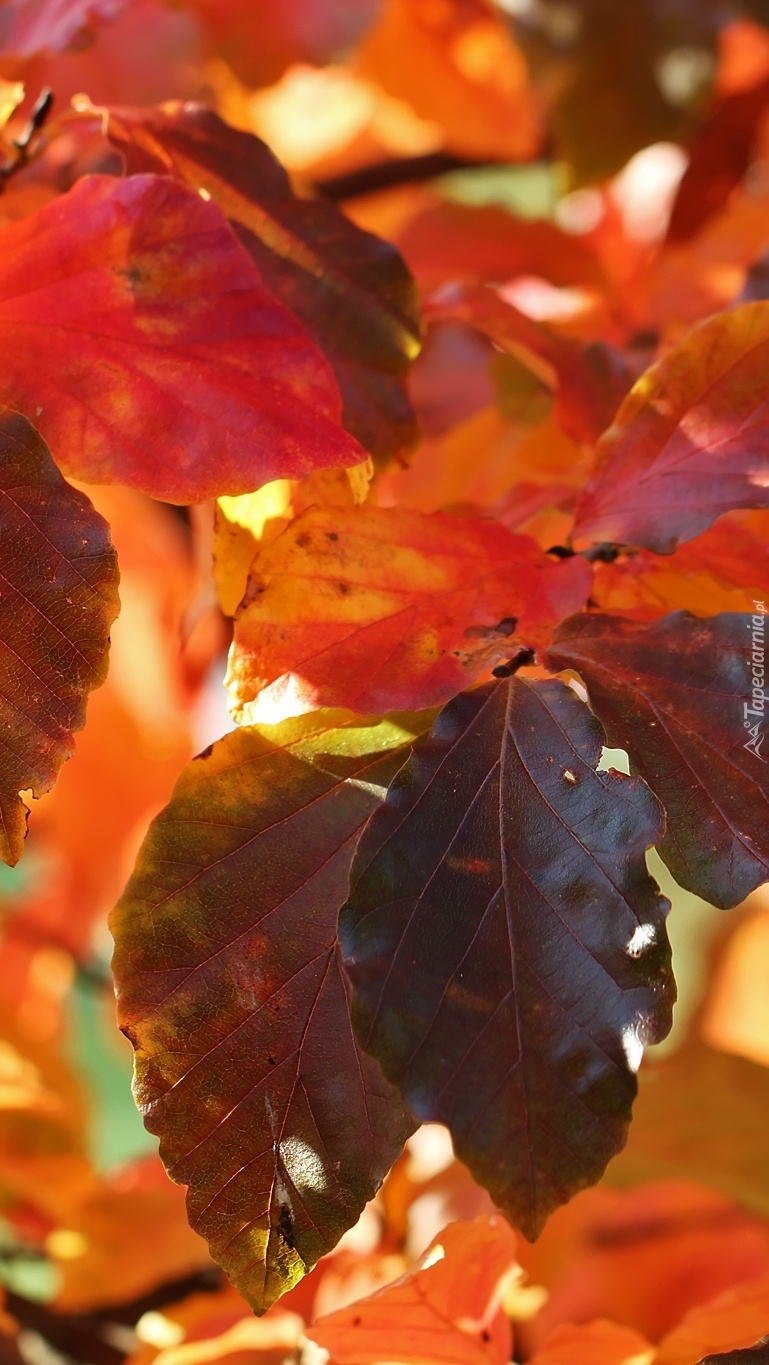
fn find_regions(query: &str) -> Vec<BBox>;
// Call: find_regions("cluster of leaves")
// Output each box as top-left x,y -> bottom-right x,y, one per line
1,2 -> 769,1363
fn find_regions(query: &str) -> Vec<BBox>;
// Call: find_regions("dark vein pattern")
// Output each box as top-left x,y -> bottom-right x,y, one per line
339,677 -> 674,1238
110,715 -> 419,1313
0,410 -> 119,864
548,611 -> 769,907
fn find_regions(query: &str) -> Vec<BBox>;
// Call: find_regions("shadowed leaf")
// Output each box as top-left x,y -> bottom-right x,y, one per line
607,1043 -> 769,1222
428,285 -> 633,447
340,677 -> 674,1238
308,1214 -> 518,1365
0,173 -> 360,503
547,611 -> 769,908
105,102 -> 421,465
226,505 -> 591,723
574,304 -> 769,553
110,713 -> 426,1312
698,1343 -> 769,1365
0,411 -> 119,866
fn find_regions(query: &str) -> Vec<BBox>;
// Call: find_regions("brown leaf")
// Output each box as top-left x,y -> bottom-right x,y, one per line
340,677 -> 674,1238
111,713 -> 425,1312
0,411 -> 119,865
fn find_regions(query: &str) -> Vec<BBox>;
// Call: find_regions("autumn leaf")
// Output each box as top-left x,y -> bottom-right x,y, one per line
573,304 -> 769,554
104,102 -> 421,465
214,460 -> 373,618
111,713 -> 426,1312
589,513 -> 769,620
184,0 -> 381,88
226,505 -> 591,723
528,1319 -> 654,1364
0,172 -> 361,503
356,0 -> 540,162
395,199 -> 608,299
607,1043 -> 769,1223
428,285 -> 633,447
340,677 -> 674,1238
0,0 -> 134,56
700,1344 -> 769,1364
308,1214 -> 518,1365
656,1270 -> 769,1365
547,611 -> 769,908
0,410 -> 119,866
666,76 -> 769,244
52,1156 -> 212,1313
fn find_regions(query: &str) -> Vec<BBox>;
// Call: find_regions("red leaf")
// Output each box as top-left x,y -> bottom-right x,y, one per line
428,285 -> 633,448
309,1214 -> 518,1365
340,677 -> 674,1238
104,102 -> 421,465
0,173 -> 360,503
666,76 -> 769,244
0,411 -> 119,866
226,505 -> 592,722
573,304 -> 769,553
111,714 -> 421,1312
0,0 -> 133,56
547,611 -> 769,908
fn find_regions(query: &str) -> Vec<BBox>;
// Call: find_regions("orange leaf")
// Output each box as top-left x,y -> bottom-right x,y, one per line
357,0 -> 540,162
308,1214 -> 518,1365
226,505 -> 591,720
0,173 -> 360,503
590,512 -> 769,619
529,1320 -> 654,1365
657,1271 -> 769,1365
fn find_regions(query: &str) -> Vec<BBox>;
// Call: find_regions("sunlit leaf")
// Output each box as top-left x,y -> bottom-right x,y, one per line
573,304 -> 769,553
0,172 -> 360,503
547,611 -> 769,908
0,411 -> 119,866
589,513 -> 769,620
357,0 -> 540,162
214,460 -> 373,618
308,1214 -> 518,1365
111,714 -> 425,1312
226,505 -> 591,723
340,677 -> 674,1238
105,102 -> 421,465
